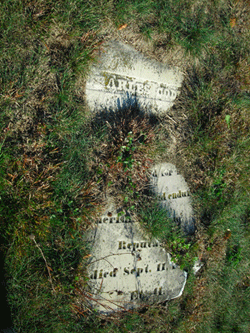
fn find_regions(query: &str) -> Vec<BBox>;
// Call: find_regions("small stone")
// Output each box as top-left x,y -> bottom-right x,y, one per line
193,259 -> 203,275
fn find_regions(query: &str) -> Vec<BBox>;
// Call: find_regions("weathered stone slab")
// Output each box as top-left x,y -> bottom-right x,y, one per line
151,163 -> 195,234
86,206 -> 187,313
86,41 -> 183,113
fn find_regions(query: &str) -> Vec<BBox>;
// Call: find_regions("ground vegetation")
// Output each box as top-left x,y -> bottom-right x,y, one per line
0,0 -> 249,332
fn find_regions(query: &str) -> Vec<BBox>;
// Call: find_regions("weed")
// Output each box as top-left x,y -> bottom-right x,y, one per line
138,198 -> 196,271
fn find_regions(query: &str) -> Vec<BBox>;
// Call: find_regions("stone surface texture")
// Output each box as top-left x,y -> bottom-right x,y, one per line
151,163 -> 195,234
86,206 -> 187,313
86,41 -> 183,113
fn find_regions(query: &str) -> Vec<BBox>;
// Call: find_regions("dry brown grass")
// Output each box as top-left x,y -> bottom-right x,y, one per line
89,105 -> 157,204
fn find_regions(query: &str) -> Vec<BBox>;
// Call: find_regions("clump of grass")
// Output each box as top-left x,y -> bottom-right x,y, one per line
90,102 -> 158,203
138,197 -> 197,271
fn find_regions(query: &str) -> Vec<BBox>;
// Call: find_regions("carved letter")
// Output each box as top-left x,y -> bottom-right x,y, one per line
170,90 -> 176,100
152,169 -> 157,177
119,215 -> 125,223
131,291 -> 138,300
110,217 -> 116,223
111,268 -> 117,277
124,267 -> 129,275
172,193 -> 177,199
117,79 -> 126,91
136,268 -> 143,276
128,81 -> 135,92
157,87 -> 163,97
136,83 -> 143,94
144,83 -> 151,95
168,194 -> 172,199
107,77 -> 115,89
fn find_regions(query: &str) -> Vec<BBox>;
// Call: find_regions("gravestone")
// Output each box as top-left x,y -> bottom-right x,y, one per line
150,163 -> 195,235
86,206 -> 187,313
86,41 -> 183,113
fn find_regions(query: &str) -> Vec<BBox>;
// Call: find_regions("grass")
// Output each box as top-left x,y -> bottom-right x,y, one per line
0,0 -> 249,332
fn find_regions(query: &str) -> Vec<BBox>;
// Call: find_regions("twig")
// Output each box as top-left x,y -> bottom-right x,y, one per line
87,252 -> 132,266
29,234 -> 56,293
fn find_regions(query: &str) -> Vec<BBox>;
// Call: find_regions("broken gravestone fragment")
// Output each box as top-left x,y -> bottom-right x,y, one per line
86,206 -> 187,313
86,41 -> 183,113
151,163 -> 195,235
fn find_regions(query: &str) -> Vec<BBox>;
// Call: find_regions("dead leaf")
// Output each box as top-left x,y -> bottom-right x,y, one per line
118,24 -> 128,31
82,254 -> 92,260
223,229 -> 232,240
80,32 -> 90,43
44,43 -> 50,51
230,18 -> 236,28
14,92 -> 23,99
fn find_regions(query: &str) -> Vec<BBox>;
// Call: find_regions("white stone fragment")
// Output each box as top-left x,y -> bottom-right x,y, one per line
150,163 -> 195,234
86,41 -> 183,114
86,206 -> 187,313
193,259 -> 203,275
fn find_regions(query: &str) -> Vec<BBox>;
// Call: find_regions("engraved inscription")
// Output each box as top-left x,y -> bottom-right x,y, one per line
104,73 -> 178,102
118,240 -> 161,250
87,202 -> 187,312
89,261 -> 170,280
98,214 -> 132,223
130,287 -> 168,300
90,268 -> 118,279
159,190 -> 190,200
152,168 -> 174,177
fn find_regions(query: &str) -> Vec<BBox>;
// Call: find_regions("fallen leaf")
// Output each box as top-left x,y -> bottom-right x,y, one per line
118,24 -> 128,31
44,43 -> 50,51
223,229 -> 232,240
82,254 -> 92,260
14,92 -> 23,99
230,18 -> 236,28
80,32 -> 90,43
